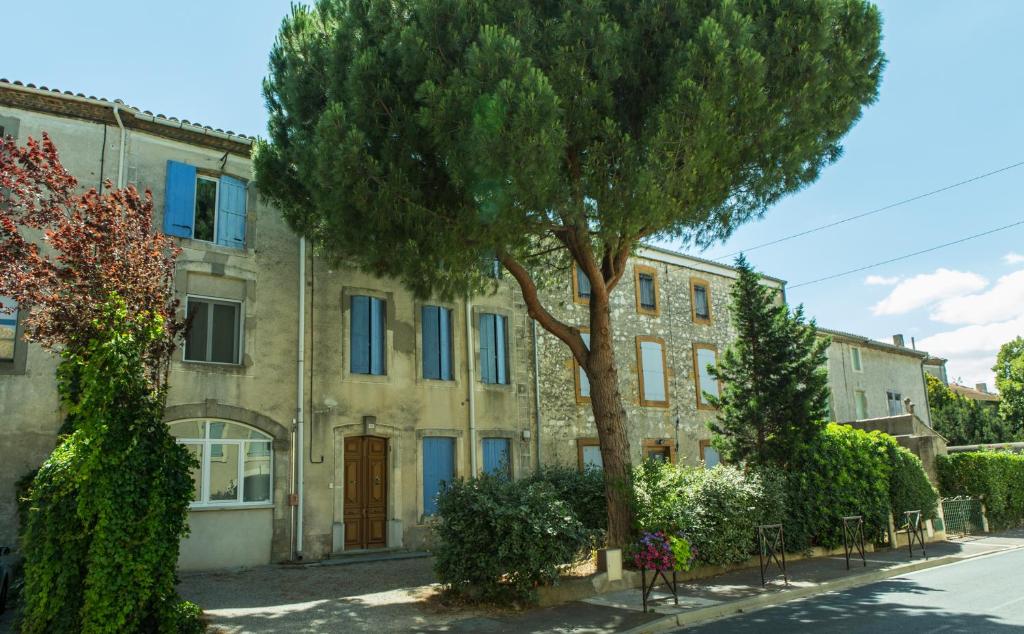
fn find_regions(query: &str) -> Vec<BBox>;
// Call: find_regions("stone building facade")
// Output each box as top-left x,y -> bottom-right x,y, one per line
534,247 -> 785,471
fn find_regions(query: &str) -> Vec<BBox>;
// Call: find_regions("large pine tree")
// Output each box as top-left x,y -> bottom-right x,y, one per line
707,256 -> 830,466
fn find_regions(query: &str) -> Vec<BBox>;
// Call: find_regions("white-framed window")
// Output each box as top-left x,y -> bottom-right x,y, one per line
850,347 -> 863,373
0,296 -> 17,361
169,420 -> 272,507
855,390 -> 868,419
184,296 -> 243,365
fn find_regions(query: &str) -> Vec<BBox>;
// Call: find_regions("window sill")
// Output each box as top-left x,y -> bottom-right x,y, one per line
188,503 -> 274,512
177,237 -> 249,256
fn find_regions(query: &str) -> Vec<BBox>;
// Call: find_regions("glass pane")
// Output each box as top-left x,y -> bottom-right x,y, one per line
577,269 -> 591,298
214,421 -> 266,440
194,177 -> 217,242
208,443 -> 240,502
210,303 -> 239,364
640,274 -> 656,309
183,443 -> 203,502
184,301 -> 209,361
694,285 -> 709,318
641,341 -> 665,401
698,348 -> 718,399
582,445 -> 603,470
169,420 -> 205,440
579,333 -> 591,398
0,296 -> 17,361
704,445 -> 721,468
243,442 -> 272,502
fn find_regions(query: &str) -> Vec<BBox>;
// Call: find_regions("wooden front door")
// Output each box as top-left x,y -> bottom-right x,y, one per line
343,436 -> 388,549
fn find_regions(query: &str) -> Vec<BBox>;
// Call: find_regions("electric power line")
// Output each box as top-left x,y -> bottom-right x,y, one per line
714,159 -> 1024,261
788,217 -> 1024,289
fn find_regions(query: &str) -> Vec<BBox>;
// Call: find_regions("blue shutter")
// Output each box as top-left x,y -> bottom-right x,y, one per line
577,267 -> 591,298
423,437 -> 454,515
439,308 -> 453,380
164,160 -> 196,237
495,314 -> 508,384
479,314 -> 495,384
482,438 -> 510,477
370,297 -> 386,375
216,175 -> 247,249
422,306 -> 440,380
579,333 -> 591,398
350,296 -> 370,374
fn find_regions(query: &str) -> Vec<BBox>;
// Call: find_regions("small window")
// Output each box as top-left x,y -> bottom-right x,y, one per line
194,176 -> 218,242
480,256 -> 502,280
851,347 -> 863,372
572,264 -> 592,304
699,440 -> 721,468
479,313 -> 509,385
634,266 -> 659,316
855,390 -> 868,419
422,436 -> 455,516
351,295 -> 387,375
0,296 -> 17,361
691,278 -> 712,324
482,437 -> 511,478
422,305 -> 454,381
577,438 -> 603,471
637,337 -> 668,407
694,344 -> 719,410
574,330 -> 591,402
886,390 -> 903,416
169,420 -> 272,507
184,297 -> 242,365
643,439 -> 674,463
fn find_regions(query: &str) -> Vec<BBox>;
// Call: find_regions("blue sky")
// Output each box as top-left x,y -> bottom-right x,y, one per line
6,1 -> 1023,387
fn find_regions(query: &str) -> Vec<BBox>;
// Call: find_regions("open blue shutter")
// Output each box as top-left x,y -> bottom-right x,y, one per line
164,160 -> 196,237
579,333 -> 591,398
496,315 -> 508,384
350,296 -> 370,374
439,308 -> 452,380
479,314 -> 495,384
577,267 -> 591,297
216,175 -> 247,249
483,438 -> 510,477
422,306 -> 440,379
370,297 -> 386,375
423,437 -> 454,515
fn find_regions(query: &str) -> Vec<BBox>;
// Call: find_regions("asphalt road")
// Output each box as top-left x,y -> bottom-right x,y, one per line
680,546 -> 1024,633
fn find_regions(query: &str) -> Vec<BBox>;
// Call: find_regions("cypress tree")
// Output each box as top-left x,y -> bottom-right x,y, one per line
707,256 -> 830,466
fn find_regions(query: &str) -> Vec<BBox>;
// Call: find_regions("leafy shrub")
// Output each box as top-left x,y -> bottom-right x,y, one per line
433,474 -> 594,604
881,436 -> 939,520
633,461 -> 780,566
18,300 -> 199,633
525,466 -> 606,531
938,451 -> 1024,530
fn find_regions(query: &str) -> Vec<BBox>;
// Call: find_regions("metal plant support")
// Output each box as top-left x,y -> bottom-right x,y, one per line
842,515 -> 867,570
904,510 -> 927,560
941,496 -> 984,536
757,523 -> 788,586
640,567 -> 679,613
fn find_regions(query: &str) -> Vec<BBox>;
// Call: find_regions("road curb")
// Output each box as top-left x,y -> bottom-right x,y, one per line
622,554 -> 964,634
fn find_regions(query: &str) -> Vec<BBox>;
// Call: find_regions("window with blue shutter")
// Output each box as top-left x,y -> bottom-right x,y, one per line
422,305 -> 453,381
574,266 -> 591,301
422,437 -> 455,515
351,295 -> 386,375
216,175 -> 247,249
164,160 -> 196,238
639,273 -> 656,310
577,332 -> 591,399
482,438 -> 511,478
479,313 -> 508,385
0,296 -> 18,361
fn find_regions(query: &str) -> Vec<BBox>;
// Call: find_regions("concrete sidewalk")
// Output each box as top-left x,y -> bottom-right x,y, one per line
430,530 -> 1024,634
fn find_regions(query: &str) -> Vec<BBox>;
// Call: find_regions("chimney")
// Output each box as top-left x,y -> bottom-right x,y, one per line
976,383 -> 988,394
893,334 -> 905,347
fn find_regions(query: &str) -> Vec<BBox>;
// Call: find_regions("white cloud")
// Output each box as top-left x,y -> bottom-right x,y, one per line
871,269 -> 988,316
929,269 -> 1024,325
916,319 -> 1024,389
865,275 -> 900,286
1003,252 -> 1024,265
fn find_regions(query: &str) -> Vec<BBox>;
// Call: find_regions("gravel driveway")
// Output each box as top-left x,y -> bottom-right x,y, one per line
176,556 -> 484,633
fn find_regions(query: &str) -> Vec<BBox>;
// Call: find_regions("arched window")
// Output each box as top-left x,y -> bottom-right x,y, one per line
170,420 -> 272,507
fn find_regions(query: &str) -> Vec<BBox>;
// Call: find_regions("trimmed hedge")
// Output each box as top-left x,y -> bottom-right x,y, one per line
937,451 -> 1024,530
525,466 -> 606,531
433,475 -> 595,603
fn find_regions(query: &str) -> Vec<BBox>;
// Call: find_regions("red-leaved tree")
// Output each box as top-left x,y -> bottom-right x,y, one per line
0,132 -> 183,384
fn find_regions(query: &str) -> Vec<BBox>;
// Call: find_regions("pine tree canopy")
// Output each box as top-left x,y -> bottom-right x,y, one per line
254,0 -> 885,300
707,255 -> 831,466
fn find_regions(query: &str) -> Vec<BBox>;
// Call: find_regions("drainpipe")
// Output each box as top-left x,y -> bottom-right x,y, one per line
296,237 -> 306,558
111,105 -> 126,188
531,318 -> 542,472
465,299 -> 478,475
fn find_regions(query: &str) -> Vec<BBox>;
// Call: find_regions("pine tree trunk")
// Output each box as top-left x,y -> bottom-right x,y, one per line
586,293 -> 634,548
